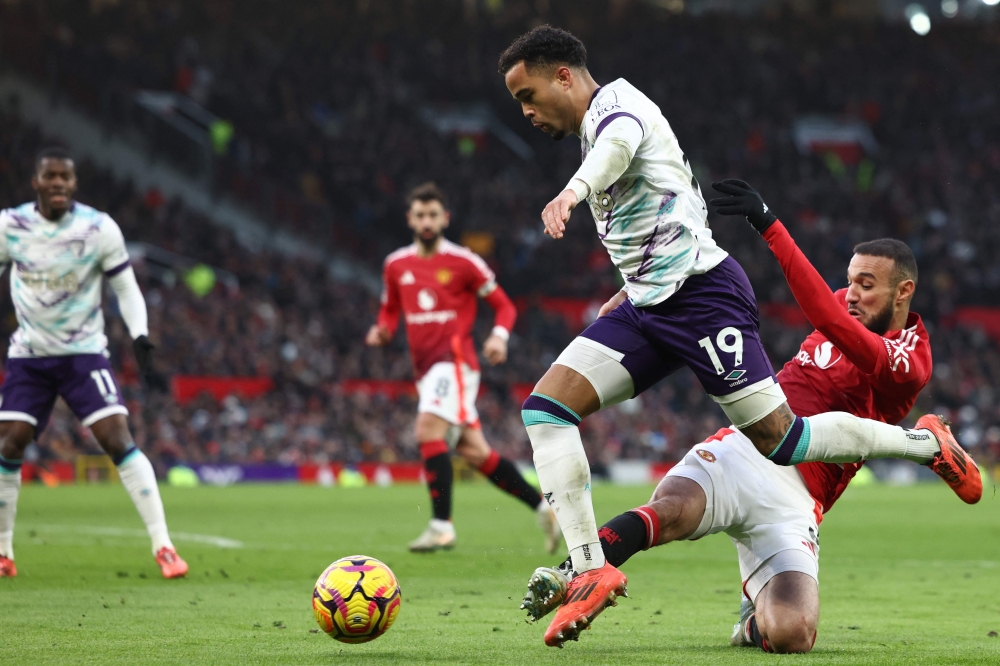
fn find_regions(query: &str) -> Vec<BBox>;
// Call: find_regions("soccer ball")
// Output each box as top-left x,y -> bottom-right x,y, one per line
312,555 -> 401,643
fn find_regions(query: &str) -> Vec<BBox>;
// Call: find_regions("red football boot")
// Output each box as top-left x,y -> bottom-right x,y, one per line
155,547 -> 189,579
0,555 -> 16,578
917,414 -> 982,504
543,562 -> 627,648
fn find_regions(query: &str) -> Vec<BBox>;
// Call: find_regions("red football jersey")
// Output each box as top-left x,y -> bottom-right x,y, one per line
377,240 -> 515,379
781,304 -> 931,512
762,223 -> 933,514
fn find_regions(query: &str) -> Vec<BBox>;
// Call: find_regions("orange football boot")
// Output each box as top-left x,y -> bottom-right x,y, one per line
543,562 -> 627,648
917,414 -> 982,504
155,546 -> 189,579
0,555 -> 16,578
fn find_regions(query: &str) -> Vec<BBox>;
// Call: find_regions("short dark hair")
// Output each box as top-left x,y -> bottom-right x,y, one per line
406,182 -> 448,209
497,25 -> 587,75
853,238 -> 918,286
35,146 -> 73,170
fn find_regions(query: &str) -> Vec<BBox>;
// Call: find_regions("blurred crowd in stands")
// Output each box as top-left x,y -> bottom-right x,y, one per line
0,0 -> 998,474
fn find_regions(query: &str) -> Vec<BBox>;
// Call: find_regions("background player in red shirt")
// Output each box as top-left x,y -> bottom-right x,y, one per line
366,183 -> 560,553
520,180 -> 981,653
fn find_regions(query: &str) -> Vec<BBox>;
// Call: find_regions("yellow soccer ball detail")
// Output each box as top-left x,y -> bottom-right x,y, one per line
312,556 -> 401,643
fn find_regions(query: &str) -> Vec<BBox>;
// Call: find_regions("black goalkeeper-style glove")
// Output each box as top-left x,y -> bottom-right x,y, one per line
710,179 -> 779,234
133,335 -> 155,380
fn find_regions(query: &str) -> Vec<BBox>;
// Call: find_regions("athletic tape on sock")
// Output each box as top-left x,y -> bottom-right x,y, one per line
0,454 -> 23,474
767,416 -> 812,466
521,392 -> 582,427
113,445 -> 139,467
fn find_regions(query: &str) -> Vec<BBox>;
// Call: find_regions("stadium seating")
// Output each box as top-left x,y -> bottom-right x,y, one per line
0,2 -> 997,474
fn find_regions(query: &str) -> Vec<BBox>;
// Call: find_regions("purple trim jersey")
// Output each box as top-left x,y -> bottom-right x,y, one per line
580,79 -> 728,307
0,202 -> 131,357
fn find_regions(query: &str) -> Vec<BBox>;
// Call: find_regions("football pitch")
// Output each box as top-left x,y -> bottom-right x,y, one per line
2,480 -> 998,665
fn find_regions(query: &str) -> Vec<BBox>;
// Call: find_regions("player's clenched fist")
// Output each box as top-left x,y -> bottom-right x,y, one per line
482,333 -> 508,366
365,324 -> 391,347
541,189 -> 579,240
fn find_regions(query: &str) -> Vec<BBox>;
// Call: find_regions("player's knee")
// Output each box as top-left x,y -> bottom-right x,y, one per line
530,363 -> 600,420
0,422 -> 34,458
89,416 -> 134,459
414,412 -> 450,444
766,619 -> 816,654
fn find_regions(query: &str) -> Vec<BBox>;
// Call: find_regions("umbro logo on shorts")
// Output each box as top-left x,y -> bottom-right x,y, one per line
724,369 -> 746,381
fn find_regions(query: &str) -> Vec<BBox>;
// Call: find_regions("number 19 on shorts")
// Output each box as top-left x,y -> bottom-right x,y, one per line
698,327 -> 744,378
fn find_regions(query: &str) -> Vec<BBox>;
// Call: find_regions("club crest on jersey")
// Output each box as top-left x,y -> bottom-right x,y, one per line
814,341 -> 842,369
435,268 -> 453,285
68,240 -> 86,258
696,449 -> 716,463
399,270 -> 415,285
417,288 -> 437,311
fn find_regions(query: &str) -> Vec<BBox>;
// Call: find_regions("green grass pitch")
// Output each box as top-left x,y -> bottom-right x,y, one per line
1,479 -> 998,664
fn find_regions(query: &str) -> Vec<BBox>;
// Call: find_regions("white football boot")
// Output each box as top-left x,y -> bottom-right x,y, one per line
408,519 -> 456,553
536,503 -> 562,555
520,559 -> 572,621
730,594 -> 756,647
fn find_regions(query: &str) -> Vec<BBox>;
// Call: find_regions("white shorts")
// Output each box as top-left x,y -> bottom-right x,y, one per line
416,362 -> 480,428
667,428 -> 821,603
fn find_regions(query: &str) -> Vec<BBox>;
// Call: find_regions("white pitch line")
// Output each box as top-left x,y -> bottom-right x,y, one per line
900,559 -> 998,568
30,524 -> 244,549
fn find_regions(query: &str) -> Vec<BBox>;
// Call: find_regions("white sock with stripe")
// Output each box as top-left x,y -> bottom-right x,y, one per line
116,448 -> 174,554
802,413 -> 939,464
0,458 -> 21,560
526,422 -> 605,573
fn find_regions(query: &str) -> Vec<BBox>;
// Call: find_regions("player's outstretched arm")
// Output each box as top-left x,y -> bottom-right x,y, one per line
710,179 -> 884,375
542,117 -> 643,239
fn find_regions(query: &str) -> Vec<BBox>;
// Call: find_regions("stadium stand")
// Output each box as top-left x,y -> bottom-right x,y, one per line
0,1 -> 997,475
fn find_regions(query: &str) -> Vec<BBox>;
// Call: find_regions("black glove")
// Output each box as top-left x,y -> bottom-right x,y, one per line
133,335 -> 155,380
710,179 -> 779,234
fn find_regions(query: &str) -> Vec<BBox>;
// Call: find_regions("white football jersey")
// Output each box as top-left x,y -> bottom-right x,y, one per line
580,78 -> 728,307
0,202 -> 131,357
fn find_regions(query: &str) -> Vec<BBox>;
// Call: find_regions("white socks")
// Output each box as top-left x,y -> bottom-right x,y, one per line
0,467 -> 20,560
802,412 -> 940,464
117,449 -> 173,554
526,423 -> 605,573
